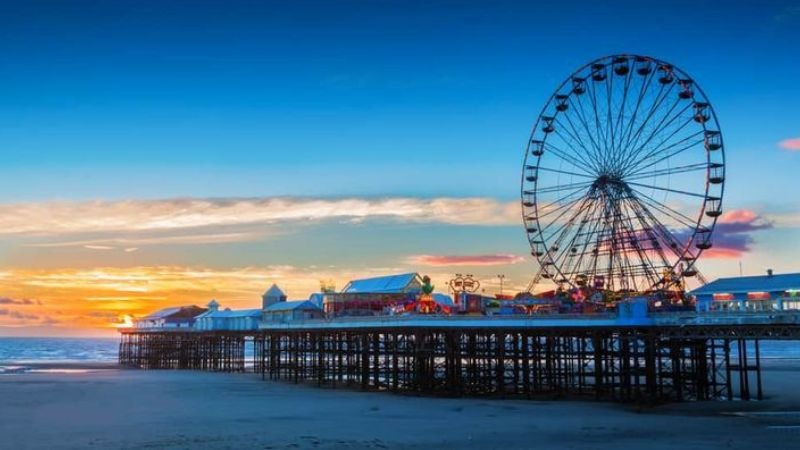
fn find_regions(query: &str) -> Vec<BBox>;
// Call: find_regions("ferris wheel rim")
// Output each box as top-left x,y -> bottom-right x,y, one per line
520,54 -> 725,292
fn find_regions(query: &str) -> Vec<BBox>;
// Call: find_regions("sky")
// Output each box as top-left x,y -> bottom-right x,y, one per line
0,0 -> 798,336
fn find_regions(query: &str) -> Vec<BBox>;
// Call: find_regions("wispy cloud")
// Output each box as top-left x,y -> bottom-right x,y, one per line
0,308 -> 42,321
0,197 -> 519,239
409,254 -> 526,267
0,297 -> 39,306
83,245 -> 115,251
779,137 -> 800,151
30,231 -> 270,248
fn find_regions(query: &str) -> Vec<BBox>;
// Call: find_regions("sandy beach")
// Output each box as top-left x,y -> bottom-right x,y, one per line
1,363 -> 800,450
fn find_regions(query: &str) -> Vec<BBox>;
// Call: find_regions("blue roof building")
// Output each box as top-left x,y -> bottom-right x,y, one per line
134,305 -> 207,330
690,271 -> 800,312
342,273 -> 424,294
194,300 -> 262,331
263,300 -> 323,323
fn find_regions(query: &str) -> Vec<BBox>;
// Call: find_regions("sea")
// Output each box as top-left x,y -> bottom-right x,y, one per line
0,337 -> 119,374
0,337 -> 799,374
0,337 -> 257,374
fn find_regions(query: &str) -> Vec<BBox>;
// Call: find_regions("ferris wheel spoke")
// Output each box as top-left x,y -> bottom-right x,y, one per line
535,166 -> 597,179
557,112 -> 605,172
539,194 -> 595,237
602,198 -> 625,290
619,197 -> 670,287
619,81 -> 677,161
605,74 -> 617,161
625,131 -> 705,176
544,142 -> 597,173
535,180 -> 594,195
628,193 -> 694,250
587,77 -> 610,168
542,200 -> 597,278
621,100 -> 693,172
569,202 -> 607,281
636,199 -> 694,266
535,185 -> 593,216
555,203 -> 602,281
610,71 -> 635,168
622,108 -> 697,173
617,69 -> 657,157
627,187 -> 699,229
625,181 -> 708,199
625,162 -> 708,182
535,199 -> 590,236
552,117 -> 603,173
610,68 -> 638,168
536,195 -> 590,224
624,196 -> 688,273
610,198 -> 644,289
569,95 -> 606,164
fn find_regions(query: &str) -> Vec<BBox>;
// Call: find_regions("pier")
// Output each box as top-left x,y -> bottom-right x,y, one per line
119,313 -> 800,403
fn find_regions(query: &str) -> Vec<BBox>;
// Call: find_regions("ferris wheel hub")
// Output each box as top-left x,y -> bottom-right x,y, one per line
592,174 -> 625,190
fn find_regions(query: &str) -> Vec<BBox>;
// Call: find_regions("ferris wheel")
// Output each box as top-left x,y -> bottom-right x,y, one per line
521,55 -> 725,293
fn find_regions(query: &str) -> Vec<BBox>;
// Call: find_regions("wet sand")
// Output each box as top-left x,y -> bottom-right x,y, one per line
2,363 -> 800,450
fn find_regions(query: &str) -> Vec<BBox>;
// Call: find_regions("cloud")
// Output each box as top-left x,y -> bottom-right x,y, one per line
0,297 -> 37,305
0,197 -> 519,240
31,231 -> 269,248
779,137 -> 800,151
764,211 -> 800,228
409,254 -> 526,267
701,209 -> 773,259
0,308 -> 41,321
703,247 -> 748,259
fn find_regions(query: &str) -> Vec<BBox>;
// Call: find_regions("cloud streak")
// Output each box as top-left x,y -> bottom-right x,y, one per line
779,137 -> 800,151
0,308 -> 42,321
409,254 -> 526,267
0,297 -> 39,305
0,197 -> 519,239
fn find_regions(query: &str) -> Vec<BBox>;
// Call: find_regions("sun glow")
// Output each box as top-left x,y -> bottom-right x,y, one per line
0,265 -> 500,334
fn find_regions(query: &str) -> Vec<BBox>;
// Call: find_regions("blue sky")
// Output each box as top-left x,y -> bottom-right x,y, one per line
0,0 -> 798,334
1,1 -> 797,202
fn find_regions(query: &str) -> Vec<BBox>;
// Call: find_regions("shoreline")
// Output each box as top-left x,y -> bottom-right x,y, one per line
0,360 -> 119,374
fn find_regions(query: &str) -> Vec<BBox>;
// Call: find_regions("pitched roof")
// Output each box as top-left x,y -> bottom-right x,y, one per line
142,305 -> 206,320
308,293 -> 325,307
264,300 -> 320,312
263,284 -> 286,298
197,308 -> 262,319
342,273 -> 421,294
432,293 -> 454,306
690,273 -> 800,295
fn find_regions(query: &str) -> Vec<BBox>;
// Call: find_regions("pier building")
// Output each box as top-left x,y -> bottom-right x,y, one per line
133,305 -> 207,329
692,271 -> 800,312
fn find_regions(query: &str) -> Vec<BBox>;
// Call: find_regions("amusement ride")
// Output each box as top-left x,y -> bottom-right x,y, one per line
522,54 -> 725,302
